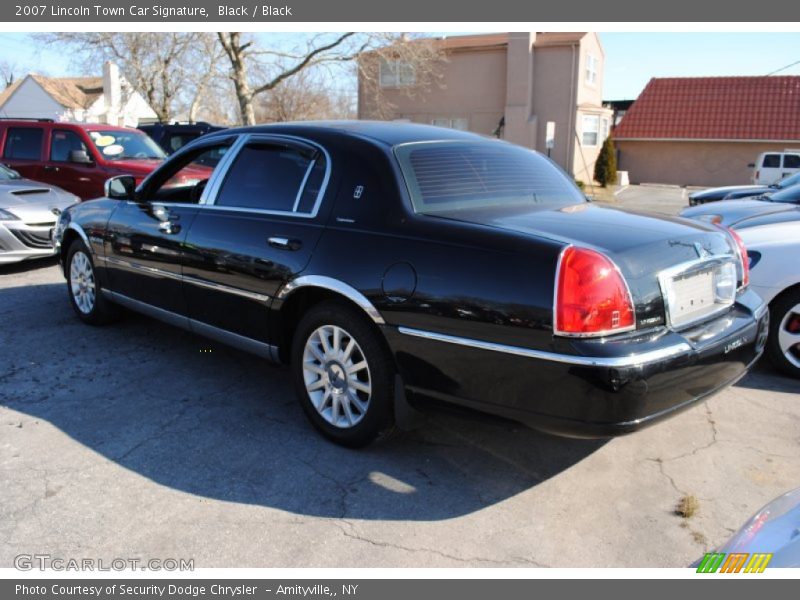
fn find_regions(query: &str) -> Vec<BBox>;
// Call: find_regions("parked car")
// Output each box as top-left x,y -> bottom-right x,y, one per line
0,118 -> 207,201
751,150 -> 800,185
733,218 -> 800,377
138,121 -> 226,155
0,164 -> 79,264
681,185 -> 800,227
53,122 -> 768,447
688,171 -> 800,206
695,487 -> 800,568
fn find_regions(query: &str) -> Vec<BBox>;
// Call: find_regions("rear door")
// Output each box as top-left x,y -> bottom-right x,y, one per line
2,125 -> 45,182
758,153 -> 782,184
45,128 -> 100,199
182,134 -> 334,343
781,153 -> 800,180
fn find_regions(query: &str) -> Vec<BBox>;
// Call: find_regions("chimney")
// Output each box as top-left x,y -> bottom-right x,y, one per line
103,61 -> 121,126
503,32 -> 537,148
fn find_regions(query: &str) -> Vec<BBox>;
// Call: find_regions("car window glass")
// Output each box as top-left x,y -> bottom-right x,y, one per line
50,129 -> 88,162
214,143 -> 314,213
168,134 -> 198,153
147,144 -> 229,204
783,154 -> 800,169
396,141 -> 585,213
295,156 -> 327,213
763,154 -> 781,168
3,127 -> 43,160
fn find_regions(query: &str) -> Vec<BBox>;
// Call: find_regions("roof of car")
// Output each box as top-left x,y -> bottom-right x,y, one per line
207,120 -> 487,147
0,119 -> 142,134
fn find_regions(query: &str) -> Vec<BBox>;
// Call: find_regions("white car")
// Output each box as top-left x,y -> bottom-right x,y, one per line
751,150 -> 800,185
737,218 -> 800,377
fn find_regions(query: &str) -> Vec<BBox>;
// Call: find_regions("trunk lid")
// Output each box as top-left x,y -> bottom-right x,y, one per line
432,202 -> 737,330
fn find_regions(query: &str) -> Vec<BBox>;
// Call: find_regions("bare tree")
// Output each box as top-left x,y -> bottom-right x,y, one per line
187,35 -> 227,123
0,61 -> 16,88
217,32 -> 444,126
35,32 -> 222,122
255,70 -> 355,123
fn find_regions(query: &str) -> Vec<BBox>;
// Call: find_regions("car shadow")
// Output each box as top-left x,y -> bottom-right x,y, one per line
733,361 -> 800,393
0,256 -> 59,275
1,281 -> 607,521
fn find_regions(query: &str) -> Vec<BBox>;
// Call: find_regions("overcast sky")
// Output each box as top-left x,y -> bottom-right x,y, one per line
2,31 -> 799,101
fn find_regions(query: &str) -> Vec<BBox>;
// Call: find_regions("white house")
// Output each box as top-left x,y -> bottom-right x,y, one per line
0,62 -> 156,127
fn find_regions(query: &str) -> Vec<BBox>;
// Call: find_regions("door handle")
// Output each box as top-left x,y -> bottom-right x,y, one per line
158,221 -> 181,235
268,237 -> 302,250
43,165 -> 60,172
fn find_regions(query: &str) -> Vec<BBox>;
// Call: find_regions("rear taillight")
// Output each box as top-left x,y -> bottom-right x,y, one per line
728,228 -> 750,288
555,246 -> 635,337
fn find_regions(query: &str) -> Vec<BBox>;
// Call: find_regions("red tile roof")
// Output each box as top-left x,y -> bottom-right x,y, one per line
614,76 -> 800,141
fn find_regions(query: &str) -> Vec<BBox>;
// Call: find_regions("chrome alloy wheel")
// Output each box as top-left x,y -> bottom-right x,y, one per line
302,325 -> 372,429
778,303 -> 800,369
70,251 -> 96,315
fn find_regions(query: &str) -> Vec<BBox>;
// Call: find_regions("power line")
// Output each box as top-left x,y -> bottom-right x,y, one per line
767,59 -> 800,76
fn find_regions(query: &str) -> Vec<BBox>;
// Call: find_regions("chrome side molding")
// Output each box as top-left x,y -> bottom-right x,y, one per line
397,326 -> 692,369
278,275 -> 386,325
101,256 -> 271,303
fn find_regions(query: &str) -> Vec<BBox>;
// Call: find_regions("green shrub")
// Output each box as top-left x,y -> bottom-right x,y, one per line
594,136 -> 617,187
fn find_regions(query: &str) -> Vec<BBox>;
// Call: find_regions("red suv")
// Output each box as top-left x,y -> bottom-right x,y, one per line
0,119 -> 196,200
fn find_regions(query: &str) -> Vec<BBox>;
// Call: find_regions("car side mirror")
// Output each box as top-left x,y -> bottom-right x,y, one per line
105,175 -> 137,200
69,149 -> 93,164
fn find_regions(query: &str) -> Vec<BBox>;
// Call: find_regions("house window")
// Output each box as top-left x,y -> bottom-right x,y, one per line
582,115 -> 600,146
431,117 -> 469,131
585,54 -> 598,86
379,58 -> 416,87
601,117 -> 610,143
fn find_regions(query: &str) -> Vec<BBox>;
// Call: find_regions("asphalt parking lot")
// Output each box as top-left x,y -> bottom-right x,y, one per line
1,185 -> 798,568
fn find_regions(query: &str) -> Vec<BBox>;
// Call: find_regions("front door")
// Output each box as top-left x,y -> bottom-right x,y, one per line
103,139 -> 235,316
182,135 -> 333,343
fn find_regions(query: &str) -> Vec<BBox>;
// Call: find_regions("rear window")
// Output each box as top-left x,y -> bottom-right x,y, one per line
395,141 -> 585,214
3,127 -> 43,160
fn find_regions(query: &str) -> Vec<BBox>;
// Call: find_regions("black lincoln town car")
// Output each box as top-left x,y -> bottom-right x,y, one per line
53,122 -> 769,447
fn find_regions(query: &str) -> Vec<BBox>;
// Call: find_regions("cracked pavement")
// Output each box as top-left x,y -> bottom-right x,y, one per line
1,188 -> 799,568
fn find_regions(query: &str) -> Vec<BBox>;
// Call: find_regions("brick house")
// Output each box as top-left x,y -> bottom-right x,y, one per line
358,32 -> 613,184
614,76 -> 800,186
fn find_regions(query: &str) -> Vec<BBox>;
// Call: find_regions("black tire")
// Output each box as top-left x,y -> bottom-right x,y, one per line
65,239 -> 120,325
766,288 -> 800,378
291,300 -> 396,448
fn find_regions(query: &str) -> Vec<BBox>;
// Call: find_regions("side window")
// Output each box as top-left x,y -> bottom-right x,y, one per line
146,143 -> 232,204
50,129 -> 88,162
167,134 -> 197,153
214,143 -> 320,213
3,128 -> 44,160
783,154 -> 800,169
763,154 -> 781,168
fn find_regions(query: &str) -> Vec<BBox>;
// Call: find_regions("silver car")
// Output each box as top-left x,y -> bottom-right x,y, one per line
0,165 -> 79,264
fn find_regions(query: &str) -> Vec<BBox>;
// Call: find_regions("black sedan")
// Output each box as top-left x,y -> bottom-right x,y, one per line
681,184 -> 800,228
52,122 -> 768,447
688,171 -> 800,206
